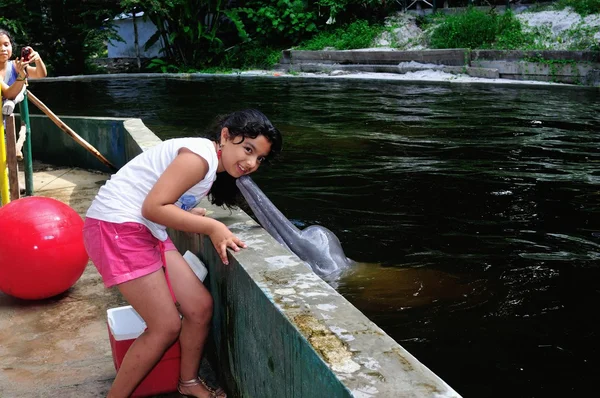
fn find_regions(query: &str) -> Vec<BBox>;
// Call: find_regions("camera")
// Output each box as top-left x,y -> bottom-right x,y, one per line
21,47 -> 31,62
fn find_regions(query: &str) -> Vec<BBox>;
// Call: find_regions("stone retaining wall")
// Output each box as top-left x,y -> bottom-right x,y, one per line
281,49 -> 600,86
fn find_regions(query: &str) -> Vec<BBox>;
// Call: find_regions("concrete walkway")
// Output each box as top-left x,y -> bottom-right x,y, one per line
0,166 -> 178,397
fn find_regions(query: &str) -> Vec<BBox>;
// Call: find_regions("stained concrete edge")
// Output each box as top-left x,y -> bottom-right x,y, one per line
170,205 -> 462,398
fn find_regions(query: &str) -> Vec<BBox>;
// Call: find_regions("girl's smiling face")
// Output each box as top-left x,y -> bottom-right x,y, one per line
0,34 -> 12,61
221,129 -> 272,178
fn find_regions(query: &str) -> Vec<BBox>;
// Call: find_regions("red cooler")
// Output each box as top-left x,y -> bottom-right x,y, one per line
107,305 -> 181,397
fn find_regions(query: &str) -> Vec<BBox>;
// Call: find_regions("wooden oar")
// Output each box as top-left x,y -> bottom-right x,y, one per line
26,90 -> 117,171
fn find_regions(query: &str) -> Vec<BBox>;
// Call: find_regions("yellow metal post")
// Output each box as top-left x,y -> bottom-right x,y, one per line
0,86 -> 10,205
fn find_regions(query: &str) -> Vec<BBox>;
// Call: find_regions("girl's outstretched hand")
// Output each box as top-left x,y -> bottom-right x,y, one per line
209,222 -> 247,265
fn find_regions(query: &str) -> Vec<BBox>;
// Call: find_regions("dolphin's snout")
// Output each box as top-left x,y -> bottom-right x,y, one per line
236,176 -> 352,278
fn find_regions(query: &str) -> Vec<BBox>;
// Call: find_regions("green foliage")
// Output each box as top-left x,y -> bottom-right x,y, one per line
429,8 -> 496,49
316,0 -> 385,24
219,41 -> 282,69
560,23 -> 600,51
146,42 -> 283,72
126,0 -> 248,69
429,8 -> 535,50
146,58 -> 178,73
298,20 -> 384,50
1,0 -> 122,76
493,11 -> 536,50
0,9 -> 26,41
133,0 -> 384,71
237,0 -> 317,45
556,0 -> 600,16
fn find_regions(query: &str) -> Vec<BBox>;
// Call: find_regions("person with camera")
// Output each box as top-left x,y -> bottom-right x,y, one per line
0,28 -> 47,102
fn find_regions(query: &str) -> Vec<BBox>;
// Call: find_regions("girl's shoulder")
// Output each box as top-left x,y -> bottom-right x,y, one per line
166,136 -> 211,145
167,136 -> 213,151
167,137 -> 217,164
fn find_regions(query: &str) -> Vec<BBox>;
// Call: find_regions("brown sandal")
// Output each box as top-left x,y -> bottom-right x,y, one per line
178,377 -> 227,398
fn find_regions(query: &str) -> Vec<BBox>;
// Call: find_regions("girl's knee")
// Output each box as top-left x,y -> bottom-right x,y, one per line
149,314 -> 181,343
186,296 -> 213,325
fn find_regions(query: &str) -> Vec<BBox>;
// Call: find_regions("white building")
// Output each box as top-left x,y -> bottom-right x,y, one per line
108,12 -> 164,58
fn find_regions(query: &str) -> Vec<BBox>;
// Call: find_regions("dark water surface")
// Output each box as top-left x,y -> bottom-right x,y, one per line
31,77 -> 600,397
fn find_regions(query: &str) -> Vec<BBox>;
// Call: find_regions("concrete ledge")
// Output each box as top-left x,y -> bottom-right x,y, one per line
443,66 -> 500,79
169,206 -> 461,398
283,49 -> 600,86
471,50 -> 600,85
471,50 -> 600,63
287,62 -> 500,79
285,49 -> 469,66
123,118 -> 162,157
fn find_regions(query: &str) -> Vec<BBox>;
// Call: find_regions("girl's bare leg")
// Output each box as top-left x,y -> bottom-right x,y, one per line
107,269 -> 182,398
165,250 -> 223,397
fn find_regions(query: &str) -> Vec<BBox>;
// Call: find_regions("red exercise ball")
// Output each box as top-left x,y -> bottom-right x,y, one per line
0,196 -> 88,300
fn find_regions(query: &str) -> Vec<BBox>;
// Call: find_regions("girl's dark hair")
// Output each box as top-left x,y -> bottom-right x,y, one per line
0,29 -> 13,45
207,109 -> 282,208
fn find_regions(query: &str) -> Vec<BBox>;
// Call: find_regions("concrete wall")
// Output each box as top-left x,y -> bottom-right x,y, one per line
21,115 -> 163,173
471,50 -> 600,85
24,115 -> 130,172
281,49 -> 600,86
282,49 -> 469,66
169,214 -> 461,397
24,115 -> 461,397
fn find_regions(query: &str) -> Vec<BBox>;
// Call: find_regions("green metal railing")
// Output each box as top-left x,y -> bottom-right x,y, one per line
19,91 -> 34,196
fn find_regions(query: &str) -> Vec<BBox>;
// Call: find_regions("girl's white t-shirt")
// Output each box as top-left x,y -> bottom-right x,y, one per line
86,137 -> 218,241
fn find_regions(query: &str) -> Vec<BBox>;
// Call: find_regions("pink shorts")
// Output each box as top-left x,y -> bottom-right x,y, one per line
83,217 -> 176,288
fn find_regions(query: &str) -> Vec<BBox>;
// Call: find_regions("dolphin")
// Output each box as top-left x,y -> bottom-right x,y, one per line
236,176 -> 354,277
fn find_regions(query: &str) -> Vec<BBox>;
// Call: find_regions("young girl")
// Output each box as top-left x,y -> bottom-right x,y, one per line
0,29 -> 47,101
83,109 -> 282,398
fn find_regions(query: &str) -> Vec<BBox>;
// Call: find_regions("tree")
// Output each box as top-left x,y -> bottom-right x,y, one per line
1,0 -> 123,75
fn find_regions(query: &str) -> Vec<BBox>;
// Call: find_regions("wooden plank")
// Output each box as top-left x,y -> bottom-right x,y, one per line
26,90 -> 117,171
5,115 -> 20,201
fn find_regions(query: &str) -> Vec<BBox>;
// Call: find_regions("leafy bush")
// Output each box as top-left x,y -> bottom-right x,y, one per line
317,0 -> 385,23
429,8 -> 497,49
494,11 -> 536,50
238,0 -> 317,45
298,20 -> 384,50
556,0 -> 600,16
220,41 -> 283,69
429,8 -> 534,50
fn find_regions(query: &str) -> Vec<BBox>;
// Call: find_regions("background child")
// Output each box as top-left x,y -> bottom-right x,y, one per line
83,109 -> 282,398
0,28 -> 47,101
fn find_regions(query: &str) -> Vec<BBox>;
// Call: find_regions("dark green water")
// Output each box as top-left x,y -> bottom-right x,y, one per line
31,77 -> 600,397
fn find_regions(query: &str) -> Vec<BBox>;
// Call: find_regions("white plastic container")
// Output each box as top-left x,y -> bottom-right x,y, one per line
183,250 -> 208,282
106,305 -> 180,396
107,305 -> 146,341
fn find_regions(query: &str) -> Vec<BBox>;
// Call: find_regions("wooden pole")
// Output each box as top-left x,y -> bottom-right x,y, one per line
26,90 -> 117,171
5,115 -> 20,201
